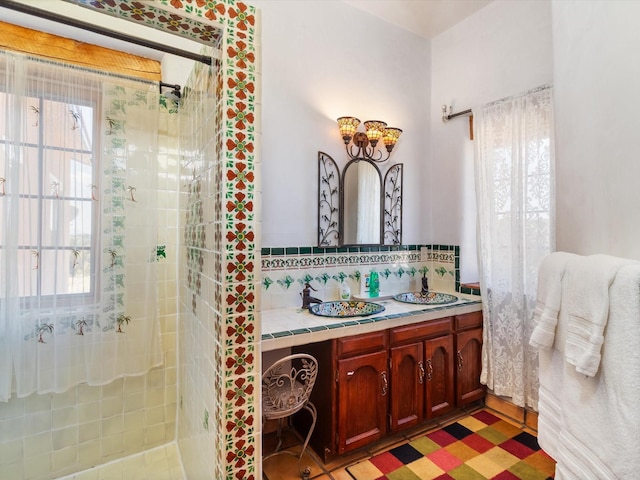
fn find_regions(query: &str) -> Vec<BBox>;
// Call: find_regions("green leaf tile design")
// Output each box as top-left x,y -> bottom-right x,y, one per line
276,274 -> 295,289
332,271 -> 347,283
436,266 -> 448,277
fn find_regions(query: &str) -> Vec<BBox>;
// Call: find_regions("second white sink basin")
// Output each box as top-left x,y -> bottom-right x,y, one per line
393,292 -> 459,305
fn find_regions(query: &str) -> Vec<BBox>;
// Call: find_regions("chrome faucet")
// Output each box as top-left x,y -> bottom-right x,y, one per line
421,274 -> 429,295
301,282 -> 322,309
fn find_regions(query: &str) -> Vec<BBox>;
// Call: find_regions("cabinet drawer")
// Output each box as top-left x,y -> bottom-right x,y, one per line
455,311 -> 483,331
337,330 -> 388,358
390,317 -> 452,345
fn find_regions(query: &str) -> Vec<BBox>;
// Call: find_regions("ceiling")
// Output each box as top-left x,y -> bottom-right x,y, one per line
1,0 -> 495,57
342,0 -> 494,39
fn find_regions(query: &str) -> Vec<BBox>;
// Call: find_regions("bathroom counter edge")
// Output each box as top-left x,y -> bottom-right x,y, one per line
261,294 -> 482,352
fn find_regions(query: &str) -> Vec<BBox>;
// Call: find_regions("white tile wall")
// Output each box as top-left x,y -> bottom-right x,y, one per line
176,52 -> 222,480
55,442 -> 185,480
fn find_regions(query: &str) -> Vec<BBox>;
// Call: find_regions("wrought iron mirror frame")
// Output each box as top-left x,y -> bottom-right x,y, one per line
318,152 -> 340,247
383,164 -> 403,245
317,151 -> 403,247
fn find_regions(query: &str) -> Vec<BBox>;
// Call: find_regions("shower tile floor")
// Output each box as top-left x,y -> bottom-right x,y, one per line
56,443 -> 185,480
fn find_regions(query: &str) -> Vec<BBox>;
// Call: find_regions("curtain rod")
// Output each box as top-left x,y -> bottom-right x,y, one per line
441,105 -> 474,140
0,0 -> 213,66
442,106 -> 472,122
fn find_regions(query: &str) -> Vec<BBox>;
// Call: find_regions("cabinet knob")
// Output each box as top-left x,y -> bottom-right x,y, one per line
426,359 -> 433,381
418,361 -> 425,384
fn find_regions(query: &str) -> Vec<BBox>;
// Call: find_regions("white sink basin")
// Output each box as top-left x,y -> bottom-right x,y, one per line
309,301 -> 385,318
392,292 -> 458,305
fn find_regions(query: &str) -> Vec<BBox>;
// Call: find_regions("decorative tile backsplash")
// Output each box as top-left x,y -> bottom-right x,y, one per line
260,244 -> 474,309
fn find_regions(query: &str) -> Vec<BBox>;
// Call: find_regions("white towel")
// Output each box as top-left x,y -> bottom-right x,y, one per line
537,261 -> 640,479
529,252 -> 577,350
564,254 -> 632,376
538,262 -> 640,480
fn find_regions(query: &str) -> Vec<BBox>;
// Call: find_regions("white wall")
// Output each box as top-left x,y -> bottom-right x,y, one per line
250,0 -> 430,247
553,0 -> 640,259
430,0 -> 553,282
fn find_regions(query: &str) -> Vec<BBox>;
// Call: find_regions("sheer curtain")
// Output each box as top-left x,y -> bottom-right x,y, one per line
0,51 -> 162,401
474,85 -> 554,409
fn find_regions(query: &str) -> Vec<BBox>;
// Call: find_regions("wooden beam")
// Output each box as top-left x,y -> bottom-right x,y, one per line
0,21 -> 161,81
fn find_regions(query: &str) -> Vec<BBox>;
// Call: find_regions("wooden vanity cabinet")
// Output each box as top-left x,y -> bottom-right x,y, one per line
337,349 -> 388,454
389,342 -> 423,431
425,335 -> 457,417
389,317 -> 455,432
293,310 -> 484,463
454,311 -> 485,406
294,330 -> 389,462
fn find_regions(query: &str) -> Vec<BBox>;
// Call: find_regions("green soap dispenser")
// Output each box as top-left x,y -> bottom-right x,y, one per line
369,270 -> 379,298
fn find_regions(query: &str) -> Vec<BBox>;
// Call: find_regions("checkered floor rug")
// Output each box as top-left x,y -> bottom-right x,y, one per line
346,410 -> 556,480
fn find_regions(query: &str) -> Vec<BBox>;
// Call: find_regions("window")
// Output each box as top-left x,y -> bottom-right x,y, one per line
0,77 -> 99,305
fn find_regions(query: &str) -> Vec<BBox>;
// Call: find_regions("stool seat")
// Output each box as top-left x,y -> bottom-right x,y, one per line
262,354 -> 318,480
263,379 -> 307,419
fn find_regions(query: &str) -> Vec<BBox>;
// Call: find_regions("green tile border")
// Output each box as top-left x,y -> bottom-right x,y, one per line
261,244 -> 462,292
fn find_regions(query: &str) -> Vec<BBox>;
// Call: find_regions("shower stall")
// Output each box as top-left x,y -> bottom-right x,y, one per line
0,1 -> 261,479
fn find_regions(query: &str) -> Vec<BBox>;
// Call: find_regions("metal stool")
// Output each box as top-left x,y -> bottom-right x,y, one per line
262,354 -> 318,480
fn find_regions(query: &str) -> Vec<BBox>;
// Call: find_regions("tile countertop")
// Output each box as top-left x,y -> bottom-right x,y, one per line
261,293 -> 483,352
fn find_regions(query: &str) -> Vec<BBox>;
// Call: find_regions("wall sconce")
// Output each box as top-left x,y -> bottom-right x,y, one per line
337,116 -> 402,162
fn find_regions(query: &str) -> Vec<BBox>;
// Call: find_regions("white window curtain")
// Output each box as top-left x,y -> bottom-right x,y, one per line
0,51 -> 162,401
474,85 -> 554,409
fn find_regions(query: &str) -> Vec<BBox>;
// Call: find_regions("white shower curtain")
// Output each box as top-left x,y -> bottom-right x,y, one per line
474,85 -> 554,409
0,51 -> 162,401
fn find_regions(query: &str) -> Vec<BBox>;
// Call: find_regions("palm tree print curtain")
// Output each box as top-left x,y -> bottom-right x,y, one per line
0,51 -> 162,401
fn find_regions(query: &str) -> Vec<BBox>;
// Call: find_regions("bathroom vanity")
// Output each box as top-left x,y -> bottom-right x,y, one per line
261,296 -> 484,463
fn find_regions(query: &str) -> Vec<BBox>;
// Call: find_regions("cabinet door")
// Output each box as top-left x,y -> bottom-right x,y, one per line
390,343 -> 424,432
456,327 -> 485,406
425,335 -> 455,419
337,350 -> 388,454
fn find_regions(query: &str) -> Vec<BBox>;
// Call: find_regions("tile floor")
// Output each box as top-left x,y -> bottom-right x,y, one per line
55,443 -> 185,480
49,404 -> 536,479
262,404 -> 544,480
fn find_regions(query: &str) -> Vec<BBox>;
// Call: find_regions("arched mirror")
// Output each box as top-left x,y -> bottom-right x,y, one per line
342,159 -> 382,245
318,151 -> 402,247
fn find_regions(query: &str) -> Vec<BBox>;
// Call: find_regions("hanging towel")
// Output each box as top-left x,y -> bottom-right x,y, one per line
538,261 -> 640,479
529,252 -> 577,350
564,254 -> 632,376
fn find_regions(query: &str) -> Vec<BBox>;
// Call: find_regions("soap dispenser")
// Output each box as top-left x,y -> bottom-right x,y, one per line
340,280 -> 351,301
369,269 -> 380,298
